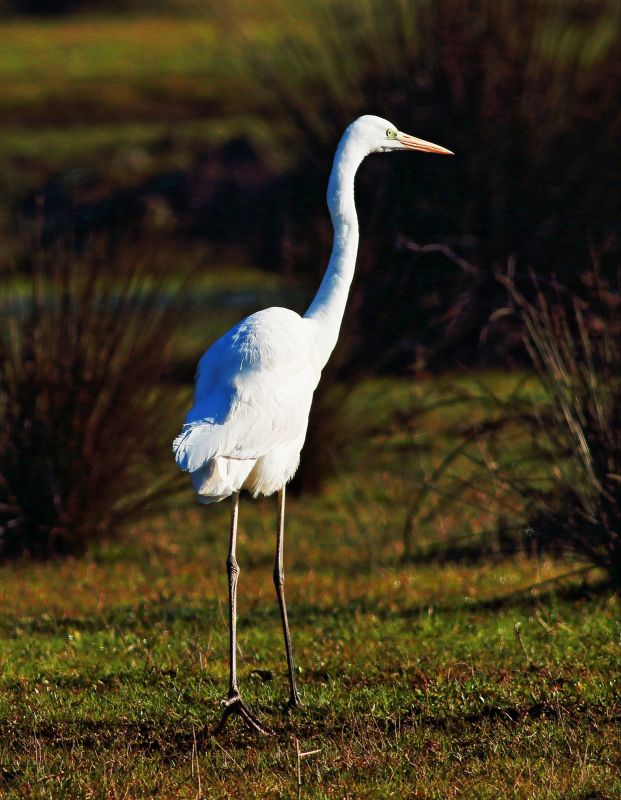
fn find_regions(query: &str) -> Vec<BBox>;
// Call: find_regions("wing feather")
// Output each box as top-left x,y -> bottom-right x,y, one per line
173,307 -> 321,472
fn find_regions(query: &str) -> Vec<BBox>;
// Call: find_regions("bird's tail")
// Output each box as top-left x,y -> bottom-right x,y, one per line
190,456 -> 256,503
173,425 -> 255,502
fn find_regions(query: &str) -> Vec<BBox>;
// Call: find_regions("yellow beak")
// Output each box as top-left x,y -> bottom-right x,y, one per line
396,132 -> 454,155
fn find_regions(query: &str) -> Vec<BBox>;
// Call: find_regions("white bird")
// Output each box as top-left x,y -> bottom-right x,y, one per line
173,115 -> 452,733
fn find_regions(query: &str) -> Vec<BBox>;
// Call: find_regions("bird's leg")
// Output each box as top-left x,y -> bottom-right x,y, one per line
215,492 -> 272,735
225,491 -> 241,700
274,486 -> 302,710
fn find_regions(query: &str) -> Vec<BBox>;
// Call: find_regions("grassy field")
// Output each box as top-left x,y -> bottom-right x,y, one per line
1,9 -> 619,798
0,375 -> 619,799
0,511 -> 618,798
0,17 -> 224,123
0,13 -> 286,168
0,14 -> 281,259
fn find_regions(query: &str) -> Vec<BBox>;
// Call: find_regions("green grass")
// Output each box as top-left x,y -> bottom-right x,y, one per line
0,531 -> 618,798
0,17 -> 220,116
0,374 -> 619,798
0,14 -> 284,251
0,117 -> 277,170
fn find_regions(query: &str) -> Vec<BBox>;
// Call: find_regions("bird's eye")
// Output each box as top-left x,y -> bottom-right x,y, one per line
386,129 -> 398,139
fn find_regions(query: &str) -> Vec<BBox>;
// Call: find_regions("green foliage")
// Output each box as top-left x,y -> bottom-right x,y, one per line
0,245 -> 184,558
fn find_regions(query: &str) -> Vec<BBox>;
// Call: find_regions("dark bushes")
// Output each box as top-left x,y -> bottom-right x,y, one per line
503,269 -> 621,586
221,0 -> 619,369
0,245 -> 183,559
405,268 -> 621,587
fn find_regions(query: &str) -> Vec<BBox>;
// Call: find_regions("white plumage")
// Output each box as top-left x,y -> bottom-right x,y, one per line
172,115 -> 452,733
173,307 -> 321,502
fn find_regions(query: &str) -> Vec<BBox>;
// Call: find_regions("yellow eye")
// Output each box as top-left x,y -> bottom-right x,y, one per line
386,129 -> 398,139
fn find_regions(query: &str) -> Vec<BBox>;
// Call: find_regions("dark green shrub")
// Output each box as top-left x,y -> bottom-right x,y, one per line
404,268 -> 621,587
503,270 -> 621,586
0,246 -> 183,559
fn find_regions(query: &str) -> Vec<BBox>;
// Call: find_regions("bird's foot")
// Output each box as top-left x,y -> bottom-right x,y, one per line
285,690 -> 303,714
214,692 -> 273,735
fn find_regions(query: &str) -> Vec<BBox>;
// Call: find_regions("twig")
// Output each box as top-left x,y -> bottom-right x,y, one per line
535,609 -> 553,633
294,737 -> 321,799
191,725 -> 202,799
211,736 -> 243,772
513,622 -> 535,669
396,236 -> 479,275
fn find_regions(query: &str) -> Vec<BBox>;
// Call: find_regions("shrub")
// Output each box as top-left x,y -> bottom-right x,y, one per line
502,269 -> 621,586
0,245 -> 184,559
403,268 -> 621,588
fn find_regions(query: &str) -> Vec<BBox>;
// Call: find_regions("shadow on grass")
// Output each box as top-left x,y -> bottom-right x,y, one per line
0,599 -> 219,637
0,718 -> 215,756
377,698 -> 620,736
1,696 -> 617,758
0,571 -> 610,639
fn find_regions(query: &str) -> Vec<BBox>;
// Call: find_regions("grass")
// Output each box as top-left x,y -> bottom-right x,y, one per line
0,14 -> 281,255
0,17 -> 221,117
0,374 -> 619,798
0,522 -> 618,798
1,2 -> 617,296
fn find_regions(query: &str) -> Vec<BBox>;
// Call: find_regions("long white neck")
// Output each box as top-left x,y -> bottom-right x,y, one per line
303,131 -> 367,367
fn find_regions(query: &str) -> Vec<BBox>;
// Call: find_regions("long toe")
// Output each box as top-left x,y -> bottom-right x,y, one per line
214,695 -> 274,736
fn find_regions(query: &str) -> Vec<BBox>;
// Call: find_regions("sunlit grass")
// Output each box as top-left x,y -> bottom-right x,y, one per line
0,17 -> 216,82
0,498 -> 618,797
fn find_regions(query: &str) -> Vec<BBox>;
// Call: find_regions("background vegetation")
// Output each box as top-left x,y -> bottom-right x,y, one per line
0,0 -> 619,796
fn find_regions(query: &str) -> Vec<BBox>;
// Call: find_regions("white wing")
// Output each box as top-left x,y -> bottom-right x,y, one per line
173,307 -> 322,473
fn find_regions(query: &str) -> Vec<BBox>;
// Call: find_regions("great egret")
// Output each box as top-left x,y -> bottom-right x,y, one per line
173,115 -> 452,733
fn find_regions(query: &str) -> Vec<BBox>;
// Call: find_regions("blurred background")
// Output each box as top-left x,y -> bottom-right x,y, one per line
0,0 -> 619,576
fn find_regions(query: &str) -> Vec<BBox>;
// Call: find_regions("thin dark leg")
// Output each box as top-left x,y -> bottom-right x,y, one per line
226,490 -> 240,698
214,492 -> 272,735
274,486 -> 302,709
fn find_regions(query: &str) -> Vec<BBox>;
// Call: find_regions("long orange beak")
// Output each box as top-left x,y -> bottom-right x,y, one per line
396,132 -> 453,155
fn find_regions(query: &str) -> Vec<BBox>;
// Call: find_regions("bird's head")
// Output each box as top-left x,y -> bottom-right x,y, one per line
347,114 -> 453,157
